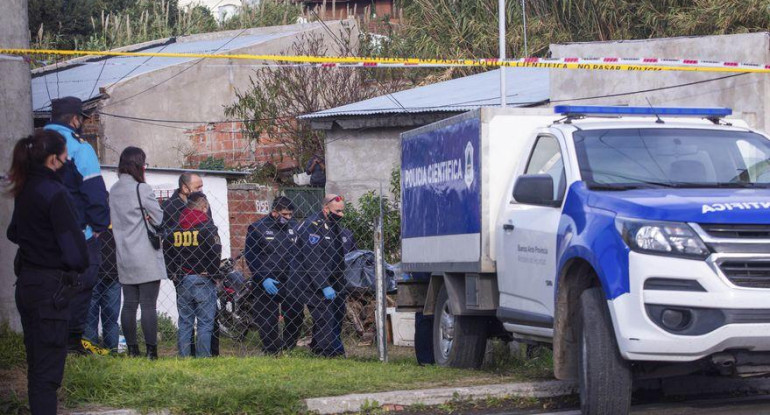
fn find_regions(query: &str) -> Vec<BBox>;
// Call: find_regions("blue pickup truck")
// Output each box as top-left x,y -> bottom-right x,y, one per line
398,106 -> 770,414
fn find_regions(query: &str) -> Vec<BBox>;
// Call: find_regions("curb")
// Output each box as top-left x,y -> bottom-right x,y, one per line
304,380 -> 578,414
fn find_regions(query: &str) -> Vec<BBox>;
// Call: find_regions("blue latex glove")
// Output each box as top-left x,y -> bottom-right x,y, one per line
262,278 -> 280,295
322,286 -> 336,300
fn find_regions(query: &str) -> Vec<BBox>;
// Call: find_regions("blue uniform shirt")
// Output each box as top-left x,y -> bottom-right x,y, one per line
292,211 -> 346,296
245,215 -> 297,289
44,123 -> 110,240
7,166 -> 89,273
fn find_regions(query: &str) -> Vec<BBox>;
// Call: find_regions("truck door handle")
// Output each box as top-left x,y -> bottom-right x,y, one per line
503,224 -> 515,231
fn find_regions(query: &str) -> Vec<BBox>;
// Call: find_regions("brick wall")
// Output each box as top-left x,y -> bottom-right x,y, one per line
78,113 -> 103,159
185,121 -> 297,170
227,183 -> 277,259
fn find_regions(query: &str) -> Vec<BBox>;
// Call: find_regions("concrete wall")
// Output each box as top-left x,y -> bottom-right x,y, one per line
549,32 -> 770,132
0,0 -> 33,331
100,20 -> 357,168
325,127 -> 403,203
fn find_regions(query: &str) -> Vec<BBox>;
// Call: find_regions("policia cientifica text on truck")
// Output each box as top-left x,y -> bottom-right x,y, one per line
397,105 -> 770,414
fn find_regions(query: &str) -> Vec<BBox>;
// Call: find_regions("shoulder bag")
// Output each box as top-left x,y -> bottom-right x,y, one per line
136,183 -> 162,250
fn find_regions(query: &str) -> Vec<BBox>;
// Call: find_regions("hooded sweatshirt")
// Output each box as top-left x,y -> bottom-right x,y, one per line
169,208 -> 222,276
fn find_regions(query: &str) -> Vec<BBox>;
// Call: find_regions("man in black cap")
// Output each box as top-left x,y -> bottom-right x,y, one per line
45,96 -> 110,355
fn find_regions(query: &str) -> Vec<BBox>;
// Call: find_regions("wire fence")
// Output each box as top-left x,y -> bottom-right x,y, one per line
85,185 -> 396,360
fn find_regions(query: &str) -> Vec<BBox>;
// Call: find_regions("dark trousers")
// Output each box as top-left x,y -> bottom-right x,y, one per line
414,312 -> 435,365
67,237 -> 100,341
307,296 -> 345,357
16,268 -> 69,415
253,291 -> 305,353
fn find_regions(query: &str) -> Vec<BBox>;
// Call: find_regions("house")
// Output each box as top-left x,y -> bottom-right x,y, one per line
178,0 -> 246,22
30,20 -> 356,169
300,68 -> 550,202
298,0 -> 399,22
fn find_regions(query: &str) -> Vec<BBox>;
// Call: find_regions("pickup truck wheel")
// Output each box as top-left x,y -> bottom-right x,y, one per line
433,285 -> 487,368
577,287 -> 632,414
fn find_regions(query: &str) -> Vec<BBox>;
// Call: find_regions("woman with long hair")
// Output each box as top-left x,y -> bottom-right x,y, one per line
109,147 -> 166,359
7,129 -> 89,415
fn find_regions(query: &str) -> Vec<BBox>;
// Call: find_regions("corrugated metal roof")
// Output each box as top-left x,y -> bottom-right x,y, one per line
31,28 -> 308,112
300,68 -> 550,119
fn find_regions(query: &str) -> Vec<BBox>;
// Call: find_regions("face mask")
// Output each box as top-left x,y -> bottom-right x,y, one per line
329,211 -> 343,222
278,216 -> 289,225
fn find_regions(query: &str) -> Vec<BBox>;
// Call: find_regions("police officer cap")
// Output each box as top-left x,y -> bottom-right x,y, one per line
51,96 -> 89,119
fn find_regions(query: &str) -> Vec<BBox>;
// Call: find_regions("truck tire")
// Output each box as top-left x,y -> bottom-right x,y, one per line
577,287 -> 632,414
433,284 -> 487,368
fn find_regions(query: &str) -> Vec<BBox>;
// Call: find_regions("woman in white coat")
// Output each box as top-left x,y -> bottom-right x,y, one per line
109,147 -> 166,359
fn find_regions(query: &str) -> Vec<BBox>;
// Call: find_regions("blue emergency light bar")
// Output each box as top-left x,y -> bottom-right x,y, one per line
554,105 -> 732,118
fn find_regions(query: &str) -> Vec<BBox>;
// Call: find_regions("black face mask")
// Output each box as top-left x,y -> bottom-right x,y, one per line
328,211 -> 343,223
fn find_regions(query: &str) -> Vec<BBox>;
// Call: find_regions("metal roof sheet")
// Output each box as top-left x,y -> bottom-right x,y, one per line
31,29 -> 304,112
300,68 -> 550,119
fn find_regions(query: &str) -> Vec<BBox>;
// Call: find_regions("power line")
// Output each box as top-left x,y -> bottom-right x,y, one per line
96,71 -> 749,125
308,9 -> 408,112
550,72 -> 749,103
100,27 -> 250,109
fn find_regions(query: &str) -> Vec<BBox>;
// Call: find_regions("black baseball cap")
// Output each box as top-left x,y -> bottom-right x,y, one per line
51,96 -> 90,119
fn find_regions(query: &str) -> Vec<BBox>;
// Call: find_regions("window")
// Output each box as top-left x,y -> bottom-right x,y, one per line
524,136 -> 566,201
573,128 -> 770,189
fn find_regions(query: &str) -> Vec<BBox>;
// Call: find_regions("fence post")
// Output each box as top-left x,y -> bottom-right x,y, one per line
374,184 -> 388,362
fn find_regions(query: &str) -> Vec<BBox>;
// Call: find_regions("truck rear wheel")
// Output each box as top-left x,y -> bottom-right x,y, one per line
577,287 -> 632,414
433,284 -> 487,368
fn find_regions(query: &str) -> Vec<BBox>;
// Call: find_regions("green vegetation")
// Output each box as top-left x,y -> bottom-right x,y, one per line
395,0 -> 770,60
341,168 -> 402,262
197,156 -> 227,171
29,0 -> 304,61
0,323 -> 26,370
0,323 -> 554,414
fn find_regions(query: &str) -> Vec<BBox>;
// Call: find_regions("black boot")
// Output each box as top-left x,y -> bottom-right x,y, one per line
67,332 -> 88,355
146,344 -> 158,360
127,344 -> 141,357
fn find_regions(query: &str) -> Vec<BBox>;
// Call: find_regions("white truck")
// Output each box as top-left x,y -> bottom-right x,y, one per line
398,105 -> 770,413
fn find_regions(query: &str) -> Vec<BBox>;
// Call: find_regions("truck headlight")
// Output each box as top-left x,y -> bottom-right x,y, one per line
615,218 -> 710,259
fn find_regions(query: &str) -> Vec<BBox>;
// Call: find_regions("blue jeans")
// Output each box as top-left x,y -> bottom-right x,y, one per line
84,278 -> 121,351
177,275 -> 216,357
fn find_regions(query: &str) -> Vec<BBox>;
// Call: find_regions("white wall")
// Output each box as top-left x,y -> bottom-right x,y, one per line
102,168 -> 231,327
178,0 -> 243,22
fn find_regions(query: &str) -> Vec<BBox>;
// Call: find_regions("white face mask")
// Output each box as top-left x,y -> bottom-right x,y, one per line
278,216 -> 289,225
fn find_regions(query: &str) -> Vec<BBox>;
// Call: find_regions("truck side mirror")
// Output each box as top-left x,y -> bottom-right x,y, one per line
513,174 -> 557,206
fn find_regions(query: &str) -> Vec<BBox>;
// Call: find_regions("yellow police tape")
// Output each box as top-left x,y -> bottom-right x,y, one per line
3,48 -> 770,74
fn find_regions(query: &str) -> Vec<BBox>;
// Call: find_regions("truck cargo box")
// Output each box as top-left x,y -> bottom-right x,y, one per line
401,107 -> 557,273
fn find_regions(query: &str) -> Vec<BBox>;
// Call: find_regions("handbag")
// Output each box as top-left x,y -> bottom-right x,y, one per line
136,183 -> 162,250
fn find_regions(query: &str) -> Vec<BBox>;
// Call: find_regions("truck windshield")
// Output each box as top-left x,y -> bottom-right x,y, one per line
573,128 -> 770,190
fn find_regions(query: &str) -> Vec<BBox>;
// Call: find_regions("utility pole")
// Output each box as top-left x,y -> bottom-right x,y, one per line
499,0 -> 506,107
0,0 -> 33,331
521,0 -> 528,57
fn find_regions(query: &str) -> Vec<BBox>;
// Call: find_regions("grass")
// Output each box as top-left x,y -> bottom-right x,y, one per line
0,324 -> 555,414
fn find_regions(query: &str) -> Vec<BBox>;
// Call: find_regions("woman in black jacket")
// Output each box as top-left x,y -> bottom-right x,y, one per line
6,129 -> 89,415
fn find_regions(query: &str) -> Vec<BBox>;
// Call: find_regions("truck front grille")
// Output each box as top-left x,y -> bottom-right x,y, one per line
719,260 -> 770,288
700,224 -> 770,239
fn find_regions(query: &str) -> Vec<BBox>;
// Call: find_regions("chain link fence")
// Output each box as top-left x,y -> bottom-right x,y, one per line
84,184 -> 396,360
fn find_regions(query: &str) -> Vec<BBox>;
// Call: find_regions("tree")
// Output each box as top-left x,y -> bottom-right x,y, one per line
224,26 -> 412,168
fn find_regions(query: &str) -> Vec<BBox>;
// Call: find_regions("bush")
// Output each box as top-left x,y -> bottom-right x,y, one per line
341,169 -> 401,263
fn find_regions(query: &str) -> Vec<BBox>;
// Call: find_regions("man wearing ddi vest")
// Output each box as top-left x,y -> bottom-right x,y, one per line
170,192 -> 222,357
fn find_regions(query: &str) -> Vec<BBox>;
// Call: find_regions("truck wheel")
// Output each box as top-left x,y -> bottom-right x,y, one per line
577,287 -> 632,414
433,284 -> 487,368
